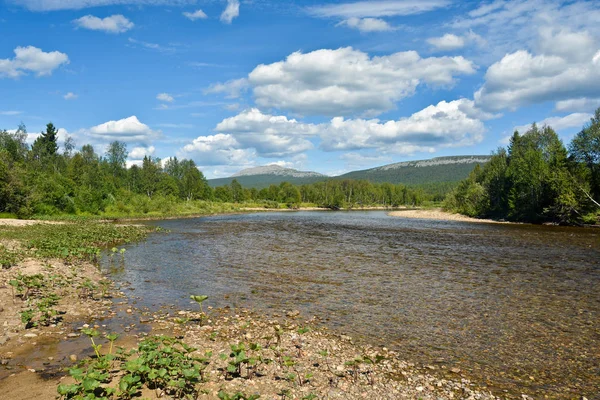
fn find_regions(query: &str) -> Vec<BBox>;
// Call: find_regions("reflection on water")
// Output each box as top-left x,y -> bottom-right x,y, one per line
104,211 -> 600,398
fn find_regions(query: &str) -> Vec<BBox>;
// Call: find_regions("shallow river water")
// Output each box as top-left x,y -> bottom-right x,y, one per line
106,211 -> 600,398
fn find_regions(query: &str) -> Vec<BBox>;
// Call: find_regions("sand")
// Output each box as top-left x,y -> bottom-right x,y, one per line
388,208 -> 505,224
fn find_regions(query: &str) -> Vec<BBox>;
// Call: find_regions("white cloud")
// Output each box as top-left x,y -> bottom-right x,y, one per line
475,29 -> 600,111
308,0 -> 450,18
427,34 -> 465,51
64,92 -> 78,100
10,0 -> 196,11
156,92 -> 174,102
247,47 -> 476,116
129,145 -> 155,160
73,14 -> 134,33
337,17 -> 395,33
319,99 -> 487,153
427,31 -> 486,51
0,110 -> 23,116
215,108 -> 317,157
204,78 -> 248,99
191,100 -> 488,165
555,98 -> 600,113
0,46 -> 69,78
513,112 -> 592,134
85,116 -> 160,143
220,0 -> 239,24
452,0 -> 600,60
179,133 -> 255,166
183,9 -> 207,21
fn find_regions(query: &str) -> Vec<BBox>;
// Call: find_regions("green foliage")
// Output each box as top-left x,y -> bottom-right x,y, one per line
0,222 -> 150,262
445,112 -> 600,224
218,390 -> 261,400
58,335 -> 210,400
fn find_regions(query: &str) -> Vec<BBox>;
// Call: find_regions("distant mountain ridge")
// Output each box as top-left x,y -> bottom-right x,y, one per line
207,155 -> 491,189
232,165 -> 327,178
337,156 -> 491,186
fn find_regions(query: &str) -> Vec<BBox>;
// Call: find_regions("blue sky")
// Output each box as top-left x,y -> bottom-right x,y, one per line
1,0 -> 599,178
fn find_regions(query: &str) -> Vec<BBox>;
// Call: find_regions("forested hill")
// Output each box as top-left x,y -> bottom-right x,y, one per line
336,156 -> 491,185
208,156 -> 491,189
207,165 -> 328,189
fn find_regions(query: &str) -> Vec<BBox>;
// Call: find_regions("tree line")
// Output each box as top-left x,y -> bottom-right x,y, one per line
444,108 -> 600,224
0,123 -> 425,217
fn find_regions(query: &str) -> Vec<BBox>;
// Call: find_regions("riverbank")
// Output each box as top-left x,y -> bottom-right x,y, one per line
0,219 -> 508,399
388,208 -> 506,224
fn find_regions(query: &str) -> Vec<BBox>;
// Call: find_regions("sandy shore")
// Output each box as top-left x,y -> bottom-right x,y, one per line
0,219 -> 62,226
388,208 -> 505,224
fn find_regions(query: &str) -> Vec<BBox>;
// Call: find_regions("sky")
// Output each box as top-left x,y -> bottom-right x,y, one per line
1,0 -> 599,178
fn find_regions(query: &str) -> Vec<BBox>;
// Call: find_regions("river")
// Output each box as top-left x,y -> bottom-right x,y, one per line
104,211 -> 600,398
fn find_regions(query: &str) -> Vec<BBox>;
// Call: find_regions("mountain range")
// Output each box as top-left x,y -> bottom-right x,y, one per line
207,156 -> 491,189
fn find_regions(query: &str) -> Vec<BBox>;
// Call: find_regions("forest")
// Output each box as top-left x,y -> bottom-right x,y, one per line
0,123 -> 426,218
444,108 -> 600,224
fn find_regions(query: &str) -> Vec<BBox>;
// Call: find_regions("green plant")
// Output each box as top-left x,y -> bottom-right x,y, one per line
218,390 -> 260,400
126,335 -> 210,399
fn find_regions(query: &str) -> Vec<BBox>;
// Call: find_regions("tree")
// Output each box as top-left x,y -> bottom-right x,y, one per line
180,160 -> 210,201
105,141 -> 128,178
32,122 -> 59,159
569,108 -> 600,202
0,123 -> 28,162
230,179 -> 244,202
141,156 -> 161,198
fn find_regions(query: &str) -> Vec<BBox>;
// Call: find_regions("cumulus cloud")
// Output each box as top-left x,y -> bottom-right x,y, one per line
64,92 -> 78,100
246,47 -> 476,117
427,34 -> 465,51
427,31 -> 486,51
555,98 -> 600,113
156,92 -> 174,102
10,0 -> 196,11
179,133 -> 255,166
337,17 -> 395,33
85,116 -> 160,143
319,99 -> 487,152
308,0 -> 450,18
0,46 -> 69,78
129,145 -> 155,159
73,14 -> 134,33
220,0 -> 239,24
215,108 -> 317,157
474,29 -> 600,111
184,100 -> 489,168
183,9 -> 207,21
513,112 -> 592,134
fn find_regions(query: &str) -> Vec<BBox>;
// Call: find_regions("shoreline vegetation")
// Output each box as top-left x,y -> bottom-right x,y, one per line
0,220 -> 510,400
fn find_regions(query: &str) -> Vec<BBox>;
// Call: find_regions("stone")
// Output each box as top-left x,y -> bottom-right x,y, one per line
450,367 -> 461,374
67,333 -> 80,338
69,354 -> 77,362
23,333 -> 37,338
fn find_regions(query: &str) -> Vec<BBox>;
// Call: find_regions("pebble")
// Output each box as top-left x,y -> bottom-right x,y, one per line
69,354 -> 77,362
67,333 -> 80,338
23,333 -> 37,338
